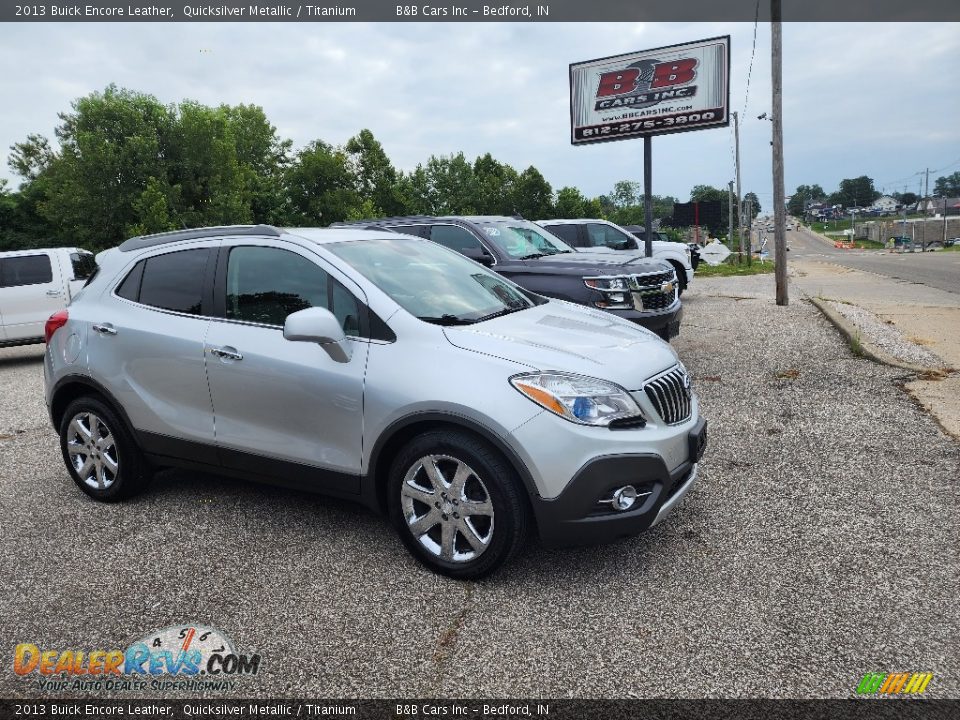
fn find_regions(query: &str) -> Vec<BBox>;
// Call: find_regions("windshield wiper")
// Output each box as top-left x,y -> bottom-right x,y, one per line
417,314 -> 476,326
518,252 -> 547,260
475,306 -> 528,322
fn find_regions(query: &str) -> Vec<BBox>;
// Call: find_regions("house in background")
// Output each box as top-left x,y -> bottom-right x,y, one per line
870,195 -> 898,213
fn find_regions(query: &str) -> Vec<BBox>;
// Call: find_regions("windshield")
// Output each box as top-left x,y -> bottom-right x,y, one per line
328,238 -> 536,325
475,221 -> 575,260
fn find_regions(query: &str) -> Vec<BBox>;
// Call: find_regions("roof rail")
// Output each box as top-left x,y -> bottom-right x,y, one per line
118,225 -> 282,252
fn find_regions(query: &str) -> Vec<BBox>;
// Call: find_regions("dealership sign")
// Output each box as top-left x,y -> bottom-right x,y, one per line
569,36 -> 730,145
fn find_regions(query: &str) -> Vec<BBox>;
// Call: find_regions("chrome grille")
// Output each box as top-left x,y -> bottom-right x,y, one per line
629,271 -> 674,289
643,365 -> 692,425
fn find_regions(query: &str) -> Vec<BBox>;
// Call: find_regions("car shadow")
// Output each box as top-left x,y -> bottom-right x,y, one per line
0,347 -> 45,369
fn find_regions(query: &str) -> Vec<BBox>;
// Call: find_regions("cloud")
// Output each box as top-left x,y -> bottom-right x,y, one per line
0,21 -> 957,205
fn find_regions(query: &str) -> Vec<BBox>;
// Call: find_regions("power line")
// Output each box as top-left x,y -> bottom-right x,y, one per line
742,0 -> 760,117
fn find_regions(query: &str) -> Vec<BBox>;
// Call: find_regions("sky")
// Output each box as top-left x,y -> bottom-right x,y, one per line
0,21 -> 958,211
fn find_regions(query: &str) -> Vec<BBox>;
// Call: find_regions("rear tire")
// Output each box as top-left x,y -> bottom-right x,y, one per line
59,396 -> 150,502
388,430 -> 529,580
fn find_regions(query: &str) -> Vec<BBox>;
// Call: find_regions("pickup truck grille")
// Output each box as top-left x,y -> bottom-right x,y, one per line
629,271 -> 677,312
644,365 -> 692,425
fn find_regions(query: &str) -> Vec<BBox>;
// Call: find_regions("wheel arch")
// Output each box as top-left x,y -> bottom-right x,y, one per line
365,412 -> 540,519
50,375 -> 137,438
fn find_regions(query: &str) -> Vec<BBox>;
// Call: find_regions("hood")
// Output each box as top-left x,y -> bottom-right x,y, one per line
524,251 -> 672,276
442,300 -> 679,391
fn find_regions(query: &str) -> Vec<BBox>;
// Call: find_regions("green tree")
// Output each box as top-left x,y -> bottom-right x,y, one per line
830,176 -> 880,208
933,171 -> 960,197
510,166 -> 553,219
345,129 -> 403,216
744,191 -> 761,219
610,180 -> 642,210
472,153 -> 518,215
553,186 -> 590,218
787,184 -> 826,216
284,140 -> 361,225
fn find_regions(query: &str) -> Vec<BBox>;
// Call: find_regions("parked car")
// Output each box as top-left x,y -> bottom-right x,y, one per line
0,247 -> 96,347
44,225 -> 707,579
334,215 -> 683,341
539,220 -> 695,294
619,225 -> 702,272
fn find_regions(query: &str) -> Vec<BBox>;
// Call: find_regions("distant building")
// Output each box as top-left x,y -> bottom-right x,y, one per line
870,196 -> 898,213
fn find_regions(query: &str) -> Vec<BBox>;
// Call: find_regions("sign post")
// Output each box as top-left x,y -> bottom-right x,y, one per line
570,36 -> 731,257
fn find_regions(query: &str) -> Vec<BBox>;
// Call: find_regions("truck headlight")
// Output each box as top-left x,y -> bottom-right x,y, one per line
584,276 -> 629,291
510,373 -> 644,427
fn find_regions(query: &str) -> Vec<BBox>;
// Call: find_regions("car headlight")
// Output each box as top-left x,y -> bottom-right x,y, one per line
510,373 -> 644,427
584,276 -> 628,291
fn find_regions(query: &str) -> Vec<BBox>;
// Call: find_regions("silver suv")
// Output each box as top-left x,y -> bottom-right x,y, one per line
44,225 -> 707,578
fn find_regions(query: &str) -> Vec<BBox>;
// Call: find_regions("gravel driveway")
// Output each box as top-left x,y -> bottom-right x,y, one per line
1,274 -> 958,699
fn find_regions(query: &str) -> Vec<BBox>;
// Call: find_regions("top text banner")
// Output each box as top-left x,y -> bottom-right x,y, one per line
2,0 -> 958,21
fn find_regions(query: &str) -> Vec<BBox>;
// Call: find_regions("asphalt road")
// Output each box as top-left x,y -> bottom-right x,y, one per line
781,226 -> 960,295
1,278 -> 959,700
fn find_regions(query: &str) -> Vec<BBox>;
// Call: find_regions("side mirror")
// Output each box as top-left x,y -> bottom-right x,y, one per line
462,247 -> 494,266
283,307 -> 352,363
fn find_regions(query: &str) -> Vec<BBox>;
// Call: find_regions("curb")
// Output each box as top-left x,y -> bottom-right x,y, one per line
807,296 -> 944,373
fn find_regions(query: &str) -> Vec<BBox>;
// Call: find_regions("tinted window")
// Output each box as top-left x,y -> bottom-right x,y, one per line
586,223 -> 634,250
226,246 -> 360,334
70,252 -> 97,281
1,254 -> 53,287
138,249 -> 210,315
429,225 -> 483,253
115,261 -> 144,301
543,224 -> 580,246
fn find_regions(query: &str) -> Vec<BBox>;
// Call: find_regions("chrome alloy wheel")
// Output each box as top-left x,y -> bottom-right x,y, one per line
65,412 -> 119,490
400,454 -> 494,562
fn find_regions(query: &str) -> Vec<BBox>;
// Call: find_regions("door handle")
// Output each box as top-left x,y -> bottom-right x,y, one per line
46,289 -> 61,296
92,323 -> 117,335
210,346 -> 243,361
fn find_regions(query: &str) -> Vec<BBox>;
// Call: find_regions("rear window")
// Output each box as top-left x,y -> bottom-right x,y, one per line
70,252 -> 97,281
0,254 -> 53,287
118,249 -> 210,315
542,224 -> 579,245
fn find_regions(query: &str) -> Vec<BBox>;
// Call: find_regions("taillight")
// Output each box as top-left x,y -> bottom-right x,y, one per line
45,310 -> 69,344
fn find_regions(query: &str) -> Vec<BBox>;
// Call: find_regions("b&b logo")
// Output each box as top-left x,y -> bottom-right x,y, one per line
594,57 -> 698,112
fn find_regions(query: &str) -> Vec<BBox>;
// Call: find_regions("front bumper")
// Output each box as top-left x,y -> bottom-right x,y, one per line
530,416 -> 706,547
611,303 -> 683,338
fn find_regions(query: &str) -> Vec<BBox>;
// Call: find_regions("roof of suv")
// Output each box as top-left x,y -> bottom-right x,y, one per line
116,224 -> 407,253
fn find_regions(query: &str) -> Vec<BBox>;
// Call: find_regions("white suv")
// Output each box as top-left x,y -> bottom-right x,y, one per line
44,225 -> 706,578
537,219 -> 694,294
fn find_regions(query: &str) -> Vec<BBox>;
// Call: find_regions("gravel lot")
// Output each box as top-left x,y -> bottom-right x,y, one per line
825,300 -> 944,368
2,275 -> 958,699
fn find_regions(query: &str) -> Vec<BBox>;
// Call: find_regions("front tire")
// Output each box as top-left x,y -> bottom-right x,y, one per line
670,262 -> 688,296
59,396 -> 150,502
388,430 -> 529,579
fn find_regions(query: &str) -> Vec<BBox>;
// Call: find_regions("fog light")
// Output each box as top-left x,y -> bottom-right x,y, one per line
612,485 -> 638,511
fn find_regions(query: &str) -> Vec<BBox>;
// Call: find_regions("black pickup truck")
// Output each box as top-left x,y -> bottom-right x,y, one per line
333,215 -> 683,340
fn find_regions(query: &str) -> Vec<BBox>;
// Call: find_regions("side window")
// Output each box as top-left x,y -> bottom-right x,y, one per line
138,248 -> 210,315
70,252 -> 97,281
225,246 -> 360,335
0,254 -> 53,287
115,261 -> 145,301
429,225 -> 483,253
586,223 -> 633,250
544,224 -> 580,246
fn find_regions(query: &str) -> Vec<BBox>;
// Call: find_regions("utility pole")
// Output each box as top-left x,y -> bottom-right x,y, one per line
728,180 -> 734,250
925,167 -> 930,213
771,0 -> 788,305
733,111 -> 745,265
